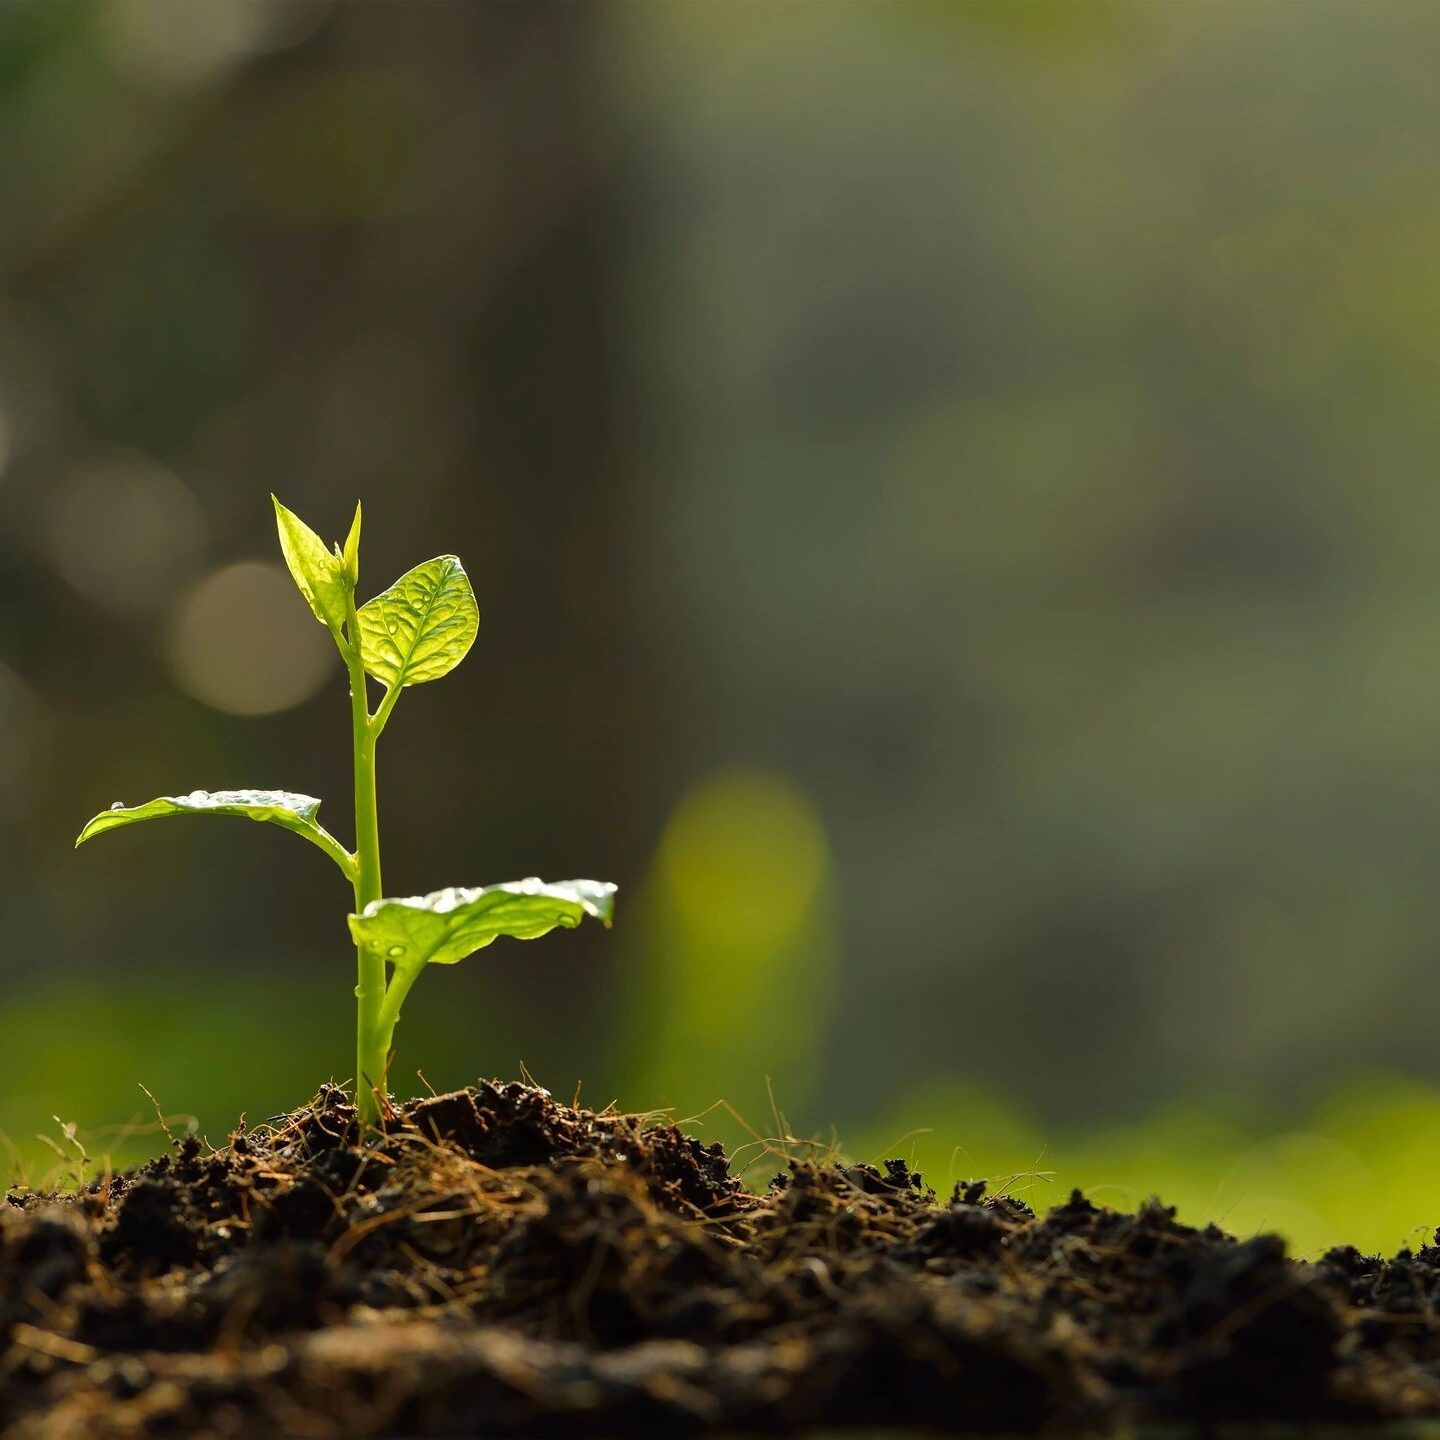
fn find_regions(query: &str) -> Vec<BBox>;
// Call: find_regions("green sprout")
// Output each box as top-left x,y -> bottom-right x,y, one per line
78,498 -> 616,1126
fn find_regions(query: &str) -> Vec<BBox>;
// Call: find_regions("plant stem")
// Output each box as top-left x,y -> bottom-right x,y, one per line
374,963 -> 421,1042
345,600 -> 386,1126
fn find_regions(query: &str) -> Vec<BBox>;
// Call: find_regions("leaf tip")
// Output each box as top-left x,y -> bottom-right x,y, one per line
341,500 -> 362,586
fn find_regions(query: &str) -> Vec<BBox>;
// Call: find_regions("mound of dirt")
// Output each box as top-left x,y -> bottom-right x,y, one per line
0,1080 -> 1437,1437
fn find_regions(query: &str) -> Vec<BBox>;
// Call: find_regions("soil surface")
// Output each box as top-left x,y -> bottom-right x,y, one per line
3,1082 -> 1440,1437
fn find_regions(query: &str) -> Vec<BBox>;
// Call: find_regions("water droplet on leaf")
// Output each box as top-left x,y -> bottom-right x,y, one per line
387,945 -> 406,958
110,801 -> 127,810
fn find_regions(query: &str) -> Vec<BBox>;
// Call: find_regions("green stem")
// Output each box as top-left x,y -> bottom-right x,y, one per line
375,963 -> 422,1043
370,681 -> 402,740
345,601 -> 386,1126
277,815 -> 356,882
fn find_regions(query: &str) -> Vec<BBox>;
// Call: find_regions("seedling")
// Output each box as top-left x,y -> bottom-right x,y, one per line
78,498 -> 616,1125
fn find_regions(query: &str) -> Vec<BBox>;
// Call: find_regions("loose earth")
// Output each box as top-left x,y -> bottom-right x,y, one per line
1,1081 -> 1437,1437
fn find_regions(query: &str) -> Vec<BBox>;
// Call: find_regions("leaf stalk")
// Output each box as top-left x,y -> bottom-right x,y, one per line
369,683 -> 401,741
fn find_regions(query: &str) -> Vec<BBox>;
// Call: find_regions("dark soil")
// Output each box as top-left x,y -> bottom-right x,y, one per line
2,1082 -> 1439,1438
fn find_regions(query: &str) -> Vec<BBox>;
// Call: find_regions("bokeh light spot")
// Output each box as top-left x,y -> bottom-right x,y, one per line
43,456 -> 205,614
101,0 -> 290,93
659,770 -> 827,950
167,562 -> 332,716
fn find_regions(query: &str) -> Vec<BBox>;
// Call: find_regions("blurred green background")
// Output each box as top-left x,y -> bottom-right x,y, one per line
4,0 -> 1440,1256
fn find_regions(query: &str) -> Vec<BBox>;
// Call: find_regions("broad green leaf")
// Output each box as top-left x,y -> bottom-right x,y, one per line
357,555 -> 478,688
339,500 -> 362,587
273,496 -> 349,631
76,789 -> 352,874
349,878 -> 616,971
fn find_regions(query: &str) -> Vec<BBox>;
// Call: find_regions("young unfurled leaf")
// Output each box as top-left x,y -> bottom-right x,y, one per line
357,555 -> 478,689
349,878 -> 616,972
339,500 -> 362,587
273,496 -> 350,631
76,789 -> 351,873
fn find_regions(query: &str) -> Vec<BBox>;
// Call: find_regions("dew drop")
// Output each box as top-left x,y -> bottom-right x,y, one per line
387,945 -> 406,959
110,801 -> 127,810
353,985 -> 362,997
